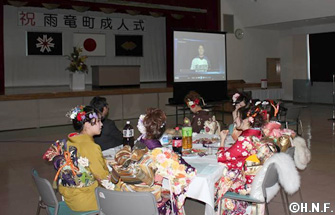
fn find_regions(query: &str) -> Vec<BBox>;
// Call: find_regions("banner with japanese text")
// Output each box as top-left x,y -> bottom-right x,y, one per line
18,11 -> 145,32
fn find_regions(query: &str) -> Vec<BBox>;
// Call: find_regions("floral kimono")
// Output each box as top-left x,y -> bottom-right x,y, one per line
215,129 -> 263,215
43,133 -> 118,211
113,138 -> 196,215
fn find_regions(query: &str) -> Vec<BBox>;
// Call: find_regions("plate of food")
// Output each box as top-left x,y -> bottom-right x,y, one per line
192,134 -> 220,146
182,148 -> 207,157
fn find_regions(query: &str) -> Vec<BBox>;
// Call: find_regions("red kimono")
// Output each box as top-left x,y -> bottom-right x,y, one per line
217,129 -> 262,194
217,129 -> 262,170
216,129 -> 264,215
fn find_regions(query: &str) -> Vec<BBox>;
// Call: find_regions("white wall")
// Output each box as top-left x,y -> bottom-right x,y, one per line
222,1 -> 280,83
226,29 -> 280,82
222,0 -> 335,27
4,5 -> 166,87
221,0 -> 335,101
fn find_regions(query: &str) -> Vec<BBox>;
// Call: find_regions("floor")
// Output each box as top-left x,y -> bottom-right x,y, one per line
1,104 -> 335,215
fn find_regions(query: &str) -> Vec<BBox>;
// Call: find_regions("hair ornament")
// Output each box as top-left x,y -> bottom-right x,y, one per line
137,114 -> 146,135
247,107 -> 260,118
262,100 -> 269,105
66,105 -> 98,122
160,122 -> 166,128
200,97 -> 206,106
187,98 -> 200,108
77,111 -> 86,121
255,101 -> 261,106
269,100 -> 280,117
66,106 -> 84,120
232,93 -> 240,104
248,117 -> 254,124
89,112 -> 98,120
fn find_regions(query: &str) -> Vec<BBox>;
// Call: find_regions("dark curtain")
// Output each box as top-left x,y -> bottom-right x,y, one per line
309,32 -> 335,82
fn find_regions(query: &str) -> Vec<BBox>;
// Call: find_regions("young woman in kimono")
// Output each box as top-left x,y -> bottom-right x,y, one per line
43,106 -> 119,212
184,91 -> 212,133
114,108 -> 196,215
230,92 -> 251,141
215,103 -> 266,215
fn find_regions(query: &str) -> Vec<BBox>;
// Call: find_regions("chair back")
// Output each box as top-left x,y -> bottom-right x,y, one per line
261,163 -> 279,200
285,107 -> 301,121
95,187 -> 158,215
286,147 -> 295,158
31,169 -> 59,214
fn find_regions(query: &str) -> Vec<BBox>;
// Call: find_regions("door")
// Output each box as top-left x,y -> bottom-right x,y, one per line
267,58 -> 281,83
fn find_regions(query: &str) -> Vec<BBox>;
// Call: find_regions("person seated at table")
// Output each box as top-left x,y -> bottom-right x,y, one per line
90,96 -> 123,151
113,108 -> 196,215
230,91 -> 251,140
136,107 -> 167,149
218,103 -> 264,172
43,105 -> 119,212
215,103 -> 268,214
184,91 -> 212,133
255,100 -> 296,153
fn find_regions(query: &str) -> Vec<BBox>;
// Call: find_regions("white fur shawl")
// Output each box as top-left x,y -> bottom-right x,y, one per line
292,136 -> 311,170
250,153 -> 300,202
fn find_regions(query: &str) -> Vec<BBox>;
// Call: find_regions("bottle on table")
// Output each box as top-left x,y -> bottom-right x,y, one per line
182,119 -> 192,150
172,127 -> 183,155
123,121 -> 134,148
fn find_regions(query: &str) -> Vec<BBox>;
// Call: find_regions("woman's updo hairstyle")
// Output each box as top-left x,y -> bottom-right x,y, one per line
184,91 -> 205,107
143,108 -> 167,140
67,105 -> 100,132
237,102 -> 265,128
232,91 -> 251,106
257,99 -> 282,122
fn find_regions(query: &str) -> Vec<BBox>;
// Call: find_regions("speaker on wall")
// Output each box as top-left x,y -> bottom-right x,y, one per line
223,14 -> 234,33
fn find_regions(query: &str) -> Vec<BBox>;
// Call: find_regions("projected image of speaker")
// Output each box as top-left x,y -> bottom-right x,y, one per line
172,30 -> 228,104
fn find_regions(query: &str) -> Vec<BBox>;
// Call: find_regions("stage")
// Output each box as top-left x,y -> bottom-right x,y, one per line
0,82 -> 172,101
0,81 -> 282,131
0,83 -> 174,131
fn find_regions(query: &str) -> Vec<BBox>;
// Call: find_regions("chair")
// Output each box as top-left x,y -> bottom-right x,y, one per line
280,105 -> 304,135
31,169 -> 98,215
95,187 -> 159,215
221,163 -> 288,215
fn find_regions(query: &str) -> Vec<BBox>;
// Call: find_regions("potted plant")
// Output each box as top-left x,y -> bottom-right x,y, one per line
66,47 -> 88,91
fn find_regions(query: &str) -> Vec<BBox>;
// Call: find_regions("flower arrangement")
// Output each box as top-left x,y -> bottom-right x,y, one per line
66,47 -> 88,73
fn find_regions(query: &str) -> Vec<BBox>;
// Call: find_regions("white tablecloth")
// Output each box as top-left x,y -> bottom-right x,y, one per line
103,144 -> 226,215
184,155 -> 225,215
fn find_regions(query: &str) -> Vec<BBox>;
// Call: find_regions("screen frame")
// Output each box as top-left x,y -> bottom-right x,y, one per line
173,29 -> 227,83
172,29 -> 228,104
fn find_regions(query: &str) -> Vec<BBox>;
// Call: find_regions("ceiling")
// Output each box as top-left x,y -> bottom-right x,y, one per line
250,16 -> 335,30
